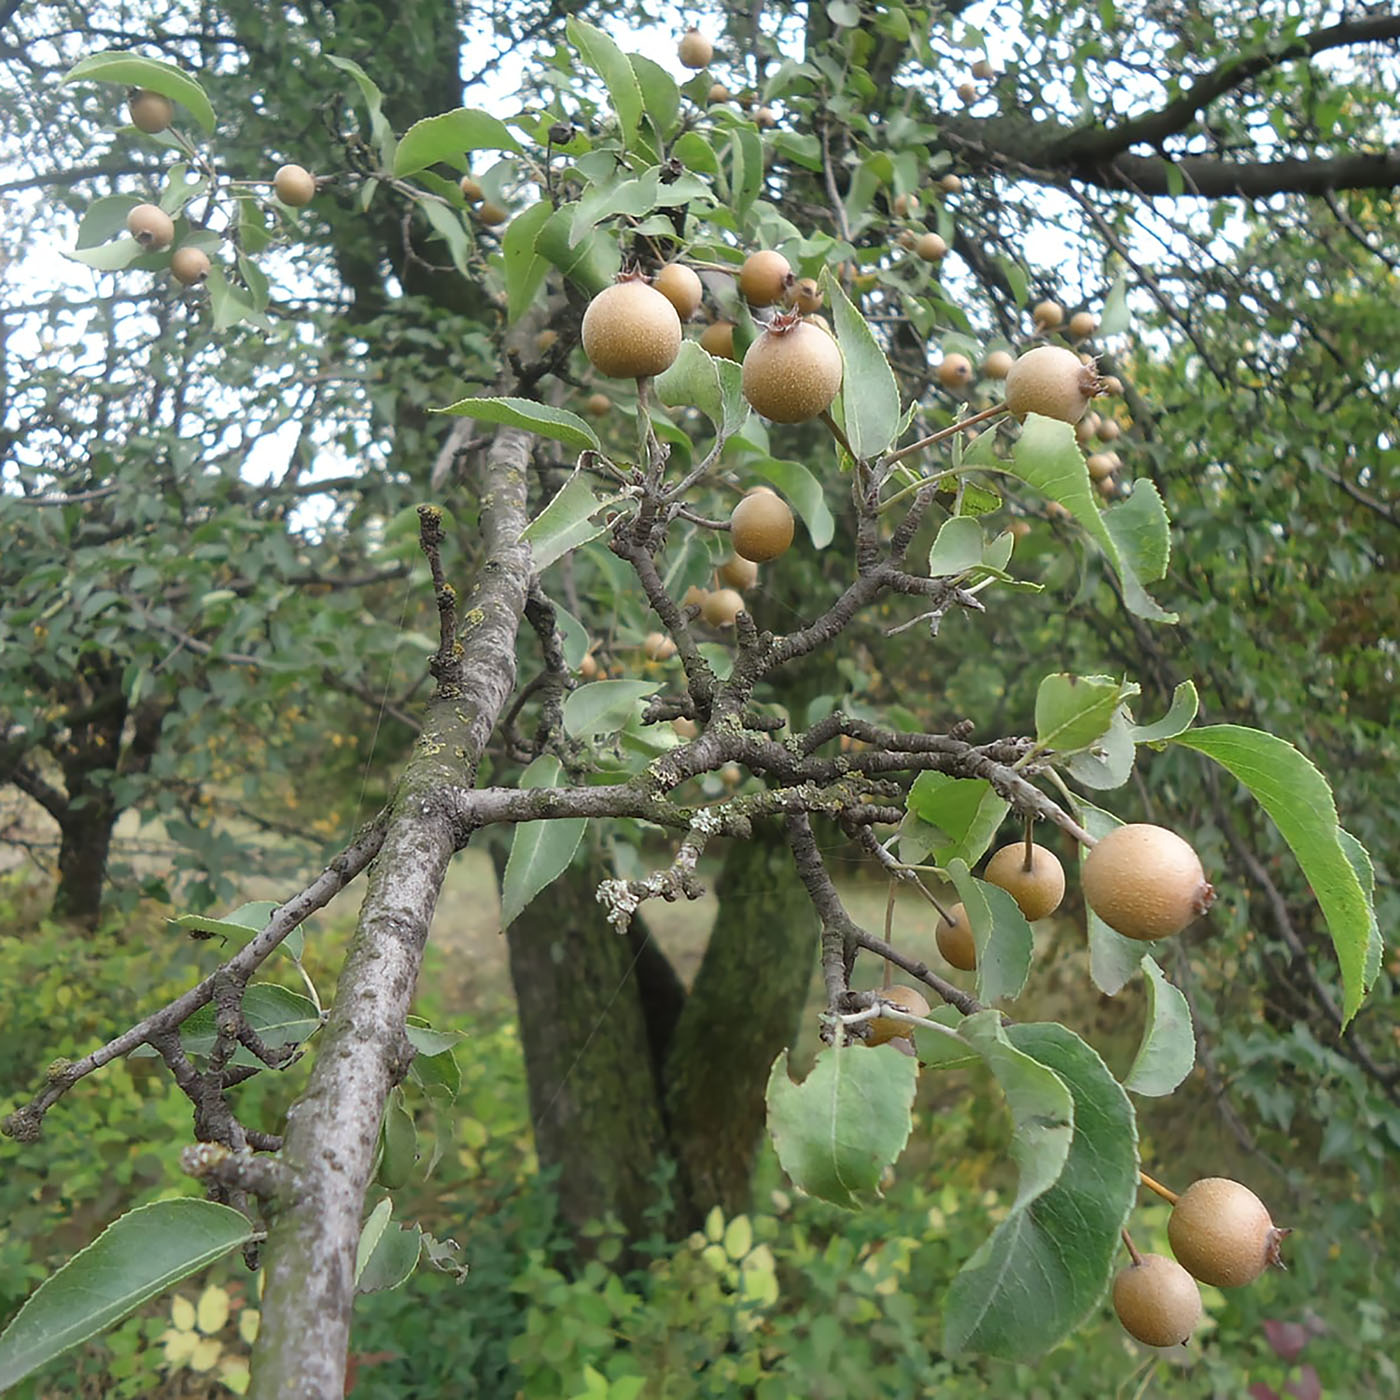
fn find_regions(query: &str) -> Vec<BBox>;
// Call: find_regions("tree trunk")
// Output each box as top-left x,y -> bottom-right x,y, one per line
52,790 -> 117,926
503,856 -> 682,1244
503,822 -> 818,1244
664,824 -> 817,1225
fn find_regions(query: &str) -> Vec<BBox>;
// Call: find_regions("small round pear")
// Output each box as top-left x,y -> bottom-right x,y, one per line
788,277 -> 823,314
1032,298 -> 1064,330
170,246 -> 211,286
982,349 -> 1014,380
730,490 -> 794,563
1081,823 -> 1215,942
459,175 -> 483,202
738,249 -> 793,307
984,842 -> 1065,920
643,632 -> 677,661
864,985 -> 931,1046
915,232 -> 948,262
701,588 -> 746,627
939,173 -> 963,194
700,321 -> 736,359
741,319 -> 843,422
1168,1178 -> 1288,1288
126,203 -> 175,250
582,279 -> 682,379
937,354 -> 973,390
1113,1254 -> 1202,1347
653,262 -> 704,320
1069,310 -> 1098,340
1004,345 -> 1101,424
273,163 -> 316,207
717,554 -> 758,590
127,89 -> 174,134
678,28 -> 714,69
937,904 -> 977,971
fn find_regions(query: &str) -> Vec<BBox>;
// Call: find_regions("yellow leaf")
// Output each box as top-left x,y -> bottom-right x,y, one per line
169,1295 -> 197,1332
219,1356 -> 252,1394
238,1308 -> 261,1344
704,1205 -> 725,1243
722,1213 -> 752,1261
196,1283 -> 230,1334
700,1243 -> 729,1274
189,1336 -> 224,1372
162,1330 -> 199,1366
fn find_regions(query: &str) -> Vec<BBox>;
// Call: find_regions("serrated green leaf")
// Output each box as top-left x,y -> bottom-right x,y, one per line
827,276 -> 898,459
1102,477 -> 1170,582
1034,673 -> 1129,755
1123,956 -> 1194,1096
568,18 -> 643,147
1129,681 -> 1198,744
392,107 -> 520,177
356,1214 -> 422,1295
904,773 -> 1008,868
766,1044 -> 917,1209
630,53 -> 681,135
947,859 -> 1034,1004
502,200 -> 553,322
520,471 -> 622,574
1172,724 -> 1377,1023
1063,705 -> 1136,790
563,680 -> 661,739
534,205 -> 620,294
927,516 -> 984,576
499,754 -> 588,928
0,1200 -> 254,1389
744,457 -> 835,549
959,1011 -> 1074,1210
436,396 -> 599,453
656,339 -> 748,437
1011,417 -> 1175,622
942,1024 -> 1137,1361
62,52 -> 216,133
177,984 -> 320,1067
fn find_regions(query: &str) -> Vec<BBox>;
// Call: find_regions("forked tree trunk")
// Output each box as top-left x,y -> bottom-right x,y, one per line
504,822 -> 818,1242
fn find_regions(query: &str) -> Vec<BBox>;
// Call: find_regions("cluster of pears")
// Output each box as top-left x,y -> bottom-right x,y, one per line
121,89 -> 316,289
1115,1177 -> 1289,1347
579,248 -> 842,425
672,487 -> 795,630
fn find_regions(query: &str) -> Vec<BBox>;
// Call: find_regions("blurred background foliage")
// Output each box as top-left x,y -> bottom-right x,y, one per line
1,0 -> 1396,1393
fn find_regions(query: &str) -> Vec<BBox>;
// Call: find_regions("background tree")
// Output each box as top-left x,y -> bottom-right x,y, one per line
0,1 -> 1395,1396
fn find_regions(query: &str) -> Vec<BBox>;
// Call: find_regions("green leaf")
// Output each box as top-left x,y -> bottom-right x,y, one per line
563,680 -> 661,739
499,754 -> 588,928
1063,704 -> 1136,791
1011,417 -> 1175,622
1339,829 -> 1384,990
376,1088 -> 418,1189
418,199 -> 471,277
547,597 -> 590,669
534,205 -> 620,294
567,18 -> 643,148
67,236 -> 146,272
904,773 -> 1008,868
629,54 -> 681,135
1129,681 -> 1198,744
1123,956 -> 1194,1096
403,1020 -> 466,1057
827,276 -> 900,459
355,1199 -> 392,1284
765,1044 -> 918,1209
927,516 -> 985,576
745,457 -> 835,549
177,984 -> 320,1067
392,107 -> 520,177
170,900 -> 277,942
569,170 -> 662,245
436,396 -> 599,453
62,52 -> 216,133
1034,673 -> 1130,755
325,55 -> 395,167
943,1024 -> 1137,1361
501,200 -> 553,322
0,1200 -> 254,1389
656,339 -> 748,437
958,1011 -> 1074,1211
946,859 -> 1034,1004
1102,477 -> 1170,582
520,471 -> 622,575
76,195 -> 139,249
1079,802 -> 1146,996
1172,724 -> 1378,1024
1097,273 -> 1130,335
356,1215 -> 422,1295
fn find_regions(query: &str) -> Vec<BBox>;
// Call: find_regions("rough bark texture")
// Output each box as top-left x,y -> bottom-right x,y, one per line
664,825 -> 817,1225
504,857 -> 680,1243
51,785 -> 115,926
248,427 -> 534,1400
